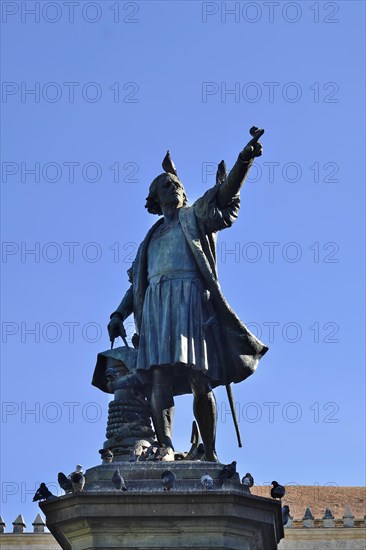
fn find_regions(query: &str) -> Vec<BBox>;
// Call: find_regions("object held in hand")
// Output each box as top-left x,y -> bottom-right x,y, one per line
249,126 -> 265,142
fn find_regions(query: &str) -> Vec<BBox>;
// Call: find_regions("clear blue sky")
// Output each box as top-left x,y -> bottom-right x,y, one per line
1,0 -> 365,529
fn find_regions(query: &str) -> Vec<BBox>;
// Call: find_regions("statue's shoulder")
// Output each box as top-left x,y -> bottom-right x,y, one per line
178,205 -> 195,223
178,205 -> 192,216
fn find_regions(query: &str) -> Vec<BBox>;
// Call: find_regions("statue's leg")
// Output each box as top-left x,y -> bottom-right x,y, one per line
189,371 -> 218,463
150,366 -> 175,450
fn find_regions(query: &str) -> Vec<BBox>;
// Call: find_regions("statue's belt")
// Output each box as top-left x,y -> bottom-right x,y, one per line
148,270 -> 202,285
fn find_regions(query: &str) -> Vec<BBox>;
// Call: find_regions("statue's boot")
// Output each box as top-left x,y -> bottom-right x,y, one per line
193,391 -> 218,463
150,366 -> 175,457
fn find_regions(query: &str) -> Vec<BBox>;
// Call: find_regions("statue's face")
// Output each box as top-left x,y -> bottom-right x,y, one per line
156,176 -> 185,209
103,450 -> 113,463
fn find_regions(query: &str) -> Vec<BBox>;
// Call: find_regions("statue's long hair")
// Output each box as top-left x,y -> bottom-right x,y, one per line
145,173 -> 188,215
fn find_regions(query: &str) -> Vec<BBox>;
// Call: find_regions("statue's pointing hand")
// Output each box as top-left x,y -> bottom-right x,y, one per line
108,315 -> 126,343
240,126 -> 264,162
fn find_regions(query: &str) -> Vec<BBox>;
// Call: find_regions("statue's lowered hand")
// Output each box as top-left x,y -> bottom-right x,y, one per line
107,315 -> 126,342
240,126 -> 264,161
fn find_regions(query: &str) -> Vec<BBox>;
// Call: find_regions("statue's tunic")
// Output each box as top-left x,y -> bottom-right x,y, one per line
137,219 -> 214,376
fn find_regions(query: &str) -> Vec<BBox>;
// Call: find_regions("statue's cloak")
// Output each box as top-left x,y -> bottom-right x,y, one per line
129,181 -> 268,396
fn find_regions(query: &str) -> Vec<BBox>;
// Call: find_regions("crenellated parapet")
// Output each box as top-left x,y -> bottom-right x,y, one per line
0,513 -> 46,534
281,506 -> 365,529
0,513 -> 59,550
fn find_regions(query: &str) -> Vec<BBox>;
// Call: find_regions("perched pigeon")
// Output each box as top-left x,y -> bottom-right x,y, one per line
216,160 -> 227,185
33,483 -> 54,502
70,466 -> 85,492
282,505 -> 291,526
201,472 -> 214,490
218,461 -> 237,482
270,481 -> 286,500
241,473 -> 254,488
186,443 -> 205,462
162,150 -> 178,176
145,445 -> 159,461
134,444 -> 144,461
195,443 -> 205,461
161,470 -> 176,491
156,447 -> 175,462
173,452 -> 186,461
57,472 -> 73,494
112,469 -> 127,491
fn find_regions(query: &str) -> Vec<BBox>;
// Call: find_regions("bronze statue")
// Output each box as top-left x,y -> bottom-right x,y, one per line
107,127 -> 268,462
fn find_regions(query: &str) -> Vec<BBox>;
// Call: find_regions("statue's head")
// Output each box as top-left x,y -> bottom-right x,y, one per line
99,448 -> 113,463
145,173 -> 188,215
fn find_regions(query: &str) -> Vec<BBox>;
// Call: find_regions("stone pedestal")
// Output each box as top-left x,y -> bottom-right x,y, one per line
40,463 -> 284,550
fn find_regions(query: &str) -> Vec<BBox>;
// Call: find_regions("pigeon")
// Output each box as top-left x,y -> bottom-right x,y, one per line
32,483 -> 54,502
57,472 -> 73,493
145,445 -> 159,461
216,160 -> 227,185
155,447 -> 175,462
112,469 -> 127,491
282,505 -> 291,526
241,473 -> 254,488
162,150 -> 178,176
218,461 -> 237,482
161,470 -> 176,491
186,444 -> 205,462
134,444 -> 144,461
70,466 -> 85,492
173,452 -> 186,461
195,443 -> 205,461
70,472 -> 85,492
270,481 -> 286,500
201,472 -> 214,490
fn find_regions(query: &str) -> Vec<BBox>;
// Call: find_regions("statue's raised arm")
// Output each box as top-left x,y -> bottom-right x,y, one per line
217,126 -> 264,208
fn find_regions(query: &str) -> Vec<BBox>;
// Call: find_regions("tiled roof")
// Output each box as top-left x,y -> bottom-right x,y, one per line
251,485 -> 366,519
